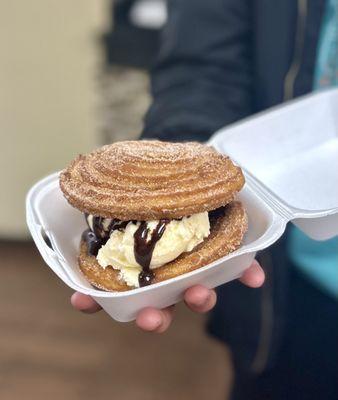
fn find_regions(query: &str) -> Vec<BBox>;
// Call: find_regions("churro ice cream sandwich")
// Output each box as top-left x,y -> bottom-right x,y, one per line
59,140 -> 247,291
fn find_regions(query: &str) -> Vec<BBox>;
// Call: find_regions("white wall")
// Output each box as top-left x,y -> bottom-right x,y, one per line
0,1 -> 109,238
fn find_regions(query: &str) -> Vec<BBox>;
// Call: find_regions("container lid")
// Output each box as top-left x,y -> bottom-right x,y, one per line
209,89 -> 338,239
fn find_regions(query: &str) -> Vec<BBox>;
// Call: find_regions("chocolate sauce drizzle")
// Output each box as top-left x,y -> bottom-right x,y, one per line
82,213 -> 170,287
82,229 -> 104,256
208,206 -> 226,223
133,219 -> 169,287
83,214 -> 130,256
82,207 -> 224,287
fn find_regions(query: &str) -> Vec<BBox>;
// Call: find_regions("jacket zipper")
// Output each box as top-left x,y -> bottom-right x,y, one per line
283,0 -> 308,101
251,251 -> 275,373
251,0 -> 308,373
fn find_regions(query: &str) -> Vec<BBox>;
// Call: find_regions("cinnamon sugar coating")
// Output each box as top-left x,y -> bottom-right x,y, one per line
78,202 -> 248,291
59,140 -> 245,220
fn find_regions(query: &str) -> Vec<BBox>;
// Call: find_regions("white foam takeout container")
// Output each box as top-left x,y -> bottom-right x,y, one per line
26,89 -> 338,322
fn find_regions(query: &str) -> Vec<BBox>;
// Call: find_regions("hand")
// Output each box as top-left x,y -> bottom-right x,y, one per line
71,259 -> 264,333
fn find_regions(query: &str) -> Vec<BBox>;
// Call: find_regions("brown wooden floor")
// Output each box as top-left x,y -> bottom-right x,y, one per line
0,241 -> 233,400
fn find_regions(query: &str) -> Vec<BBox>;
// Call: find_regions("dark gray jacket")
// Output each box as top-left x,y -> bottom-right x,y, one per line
141,0 -> 325,373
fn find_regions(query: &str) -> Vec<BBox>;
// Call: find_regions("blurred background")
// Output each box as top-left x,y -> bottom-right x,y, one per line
0,1 -> 233,398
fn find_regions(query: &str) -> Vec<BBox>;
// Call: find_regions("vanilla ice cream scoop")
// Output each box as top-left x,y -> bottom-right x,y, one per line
97,212 -> 210,287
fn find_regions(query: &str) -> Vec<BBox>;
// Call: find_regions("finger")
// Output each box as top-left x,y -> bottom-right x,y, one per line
239,259 -> 265,288
136,306 -> 175,333
184,285 -> 217,313
71,292 -> 102,314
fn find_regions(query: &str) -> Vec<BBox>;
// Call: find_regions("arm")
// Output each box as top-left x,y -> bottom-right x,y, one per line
141,0 -> 253,141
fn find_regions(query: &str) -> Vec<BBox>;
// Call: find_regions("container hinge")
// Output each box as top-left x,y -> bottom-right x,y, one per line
245,172 -> 293,221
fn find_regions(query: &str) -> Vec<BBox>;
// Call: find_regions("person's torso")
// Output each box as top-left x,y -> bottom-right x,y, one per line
253,0 -> 326,110
253,0 -> 337,298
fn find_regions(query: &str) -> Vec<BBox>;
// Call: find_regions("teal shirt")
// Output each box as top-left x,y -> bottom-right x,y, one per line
287,0 -> 338,298
288,229 -> 338,298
